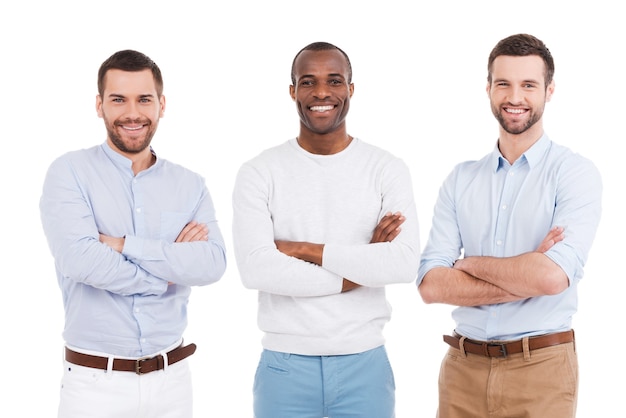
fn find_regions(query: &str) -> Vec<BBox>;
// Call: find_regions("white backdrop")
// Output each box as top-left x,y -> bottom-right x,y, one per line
1,1 -> 622,416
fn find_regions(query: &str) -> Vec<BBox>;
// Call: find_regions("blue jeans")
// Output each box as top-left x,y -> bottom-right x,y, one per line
253,345 -> 395,418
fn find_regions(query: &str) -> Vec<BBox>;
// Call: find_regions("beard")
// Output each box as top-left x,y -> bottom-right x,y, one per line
492,103 -> 544,135
104,116 -> 157,154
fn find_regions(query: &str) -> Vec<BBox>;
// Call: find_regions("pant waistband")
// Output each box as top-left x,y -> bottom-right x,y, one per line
64,343 -> 197,375
443,330 -> 574,358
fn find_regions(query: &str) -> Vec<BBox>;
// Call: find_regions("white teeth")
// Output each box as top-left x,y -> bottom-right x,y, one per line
310,105 -> 334,112
505,108 -> 525,114
123,125 -> 143,130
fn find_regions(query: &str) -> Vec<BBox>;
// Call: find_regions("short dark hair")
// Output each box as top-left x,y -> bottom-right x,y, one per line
97,50 -> 163,98
291,42 -> 352,85
487,34 -> 555,87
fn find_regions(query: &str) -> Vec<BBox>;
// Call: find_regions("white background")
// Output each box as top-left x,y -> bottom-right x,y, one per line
1,1 -> 623,416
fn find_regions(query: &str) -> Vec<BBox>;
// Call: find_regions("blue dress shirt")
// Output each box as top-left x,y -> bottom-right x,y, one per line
40,142 -> 227,357
418,134 -> 602,340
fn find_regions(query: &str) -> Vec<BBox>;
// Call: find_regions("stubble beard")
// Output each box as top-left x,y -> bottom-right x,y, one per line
492,104 -> 544,135
105,117 -> 156,154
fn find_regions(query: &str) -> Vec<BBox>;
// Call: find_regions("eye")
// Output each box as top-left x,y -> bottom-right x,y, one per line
112,98 -> 124,103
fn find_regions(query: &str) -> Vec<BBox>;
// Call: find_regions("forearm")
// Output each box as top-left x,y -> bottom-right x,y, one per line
274,240 -> 324,265
419,267 -> 524,306
454,252 -> 568,298
123,233 -> 227,286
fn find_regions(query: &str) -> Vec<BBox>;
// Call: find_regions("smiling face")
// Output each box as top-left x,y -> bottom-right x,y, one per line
487,55 -> 554,138
96,69 -> 165,157
289,49 -> 354,140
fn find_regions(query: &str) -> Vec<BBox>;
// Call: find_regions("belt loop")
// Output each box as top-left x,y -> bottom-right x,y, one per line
162,350 -> 169,372
459,336 -> 468,357
106,355 -> 114,379
522,337 -> 531,361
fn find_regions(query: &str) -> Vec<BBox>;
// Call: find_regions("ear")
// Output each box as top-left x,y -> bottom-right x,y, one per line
486,82 -> 491,97
289,85 -> 296,101
159,95 -> 166,117
349,83 -> 354,98
545,80 -> 555,102
96,95 -> 103,118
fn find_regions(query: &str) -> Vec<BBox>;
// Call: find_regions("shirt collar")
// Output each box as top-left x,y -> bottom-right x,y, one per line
100,141 -> 159,174
491,133 -> 551,172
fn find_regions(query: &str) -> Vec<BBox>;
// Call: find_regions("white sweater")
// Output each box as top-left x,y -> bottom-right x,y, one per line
232,138 -> 420,355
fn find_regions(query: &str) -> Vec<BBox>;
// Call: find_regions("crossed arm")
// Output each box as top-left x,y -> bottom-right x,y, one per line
99,221 -> 209,252
274,212 -> 406,292
419,226 -> 567,306
99,222 -> 209,285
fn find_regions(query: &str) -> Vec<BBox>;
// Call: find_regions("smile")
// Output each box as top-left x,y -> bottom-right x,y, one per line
121,125 -> 145,130
504,108 -> 526,114
309,105 -> 335,112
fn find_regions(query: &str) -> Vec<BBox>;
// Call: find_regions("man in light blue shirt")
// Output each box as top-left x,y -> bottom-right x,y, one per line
40,50 -> 227,418
417,34 -> 602,417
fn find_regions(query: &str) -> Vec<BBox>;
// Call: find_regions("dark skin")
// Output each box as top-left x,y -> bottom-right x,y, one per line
289,49 -> 354,155
276,48 -> 405,292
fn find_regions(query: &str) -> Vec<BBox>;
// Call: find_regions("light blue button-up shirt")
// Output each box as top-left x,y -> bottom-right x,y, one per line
40,142 -> 227,357
418,134 -> 602,340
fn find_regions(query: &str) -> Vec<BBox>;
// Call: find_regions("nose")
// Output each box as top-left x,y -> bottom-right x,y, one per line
124,100 -> 142,119
507,86 -> 524,105
313,83 -> 330,99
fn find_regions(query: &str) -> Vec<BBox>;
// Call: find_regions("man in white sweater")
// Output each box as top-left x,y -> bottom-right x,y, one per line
232,41 -> 420,418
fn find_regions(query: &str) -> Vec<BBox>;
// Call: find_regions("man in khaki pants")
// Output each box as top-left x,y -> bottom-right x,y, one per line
417,33 -> 602,417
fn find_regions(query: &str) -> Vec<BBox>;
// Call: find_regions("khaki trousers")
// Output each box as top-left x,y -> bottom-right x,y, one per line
437,340 -> 578,418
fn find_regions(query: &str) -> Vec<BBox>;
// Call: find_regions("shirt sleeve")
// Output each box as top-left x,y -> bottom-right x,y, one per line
40,155 -> 168,297
232,162 -> 344,297
544,154 -> 603,284
122,185 -> 227,286
417,166 -> 463,286
322,159 -> 421,287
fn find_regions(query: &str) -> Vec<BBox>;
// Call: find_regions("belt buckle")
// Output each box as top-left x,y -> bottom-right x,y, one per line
135,357 -> 149,375
487,342 -> 508,357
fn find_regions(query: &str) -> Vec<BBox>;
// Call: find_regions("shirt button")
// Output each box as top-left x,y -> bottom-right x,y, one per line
501,204 -> 508,210
136,208 -> 142,213
496,240 -> 503,246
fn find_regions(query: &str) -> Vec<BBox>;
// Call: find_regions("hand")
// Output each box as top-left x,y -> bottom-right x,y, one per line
370,212 -> 405,243
536,226 -> 564,253
175,221 -> 209,243
99,234 -> 124,253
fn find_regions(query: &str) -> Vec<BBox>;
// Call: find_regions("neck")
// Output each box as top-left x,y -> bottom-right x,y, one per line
498,124 -> 543,164
297,130 -> 352,155
108,139 -> 155,175
130,152 -> 156,175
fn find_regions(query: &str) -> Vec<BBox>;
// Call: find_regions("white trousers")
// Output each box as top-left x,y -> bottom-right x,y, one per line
58,345 -> 193,418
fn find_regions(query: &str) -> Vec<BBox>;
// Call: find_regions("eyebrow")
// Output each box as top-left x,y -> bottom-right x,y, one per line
493,78 -> 541,84
107,93 -> 156,99
299,73 -> 346,80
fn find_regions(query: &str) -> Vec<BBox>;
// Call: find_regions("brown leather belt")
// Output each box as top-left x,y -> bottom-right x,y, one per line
443,330 -> 574,358
65,343 -> 197,375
